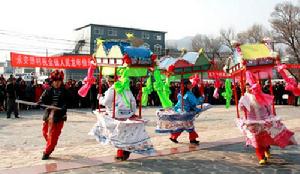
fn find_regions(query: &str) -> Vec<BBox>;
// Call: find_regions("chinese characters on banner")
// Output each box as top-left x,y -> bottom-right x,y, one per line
207,70 -> 232,79
10,52 -> 92,69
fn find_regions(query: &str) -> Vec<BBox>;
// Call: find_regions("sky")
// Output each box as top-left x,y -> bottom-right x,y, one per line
0,0 -> 297,61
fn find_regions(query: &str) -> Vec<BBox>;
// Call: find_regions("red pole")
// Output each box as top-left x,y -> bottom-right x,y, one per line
200,72 -> 204,96
180,74 -> 184,112
233,76 -> 240,118
112,67 -> 117,119
240,70 -> 245,96
268,73 -> 276,116
98,66 -> 102,112
138,77 -> 143,118
240,69 -> 247,119
257,71 -> 261,87
200,72 -> 204,109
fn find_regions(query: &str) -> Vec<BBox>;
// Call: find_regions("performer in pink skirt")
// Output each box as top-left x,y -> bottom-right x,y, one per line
237,71 -> 297,165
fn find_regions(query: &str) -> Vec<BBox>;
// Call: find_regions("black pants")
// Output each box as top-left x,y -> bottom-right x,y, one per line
7,98 -> 19,118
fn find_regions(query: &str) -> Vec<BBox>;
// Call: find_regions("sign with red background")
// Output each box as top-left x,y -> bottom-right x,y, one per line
11,52 -> 92,69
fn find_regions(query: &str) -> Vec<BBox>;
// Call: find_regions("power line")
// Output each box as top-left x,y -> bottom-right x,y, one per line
0,41 -> 75,51
0,29 -> 79,43
0,31 -> 93,47
0,48 -> 90,55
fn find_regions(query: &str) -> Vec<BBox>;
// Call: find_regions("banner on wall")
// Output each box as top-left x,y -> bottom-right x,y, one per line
10,52 -> 92,69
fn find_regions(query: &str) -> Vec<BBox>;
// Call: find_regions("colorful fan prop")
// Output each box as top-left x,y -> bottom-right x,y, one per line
114,68 -> 131,107
78,60 -> 96,97
221,79 -> 232,109
142,77 -> 153,106
153,70 -> 173,108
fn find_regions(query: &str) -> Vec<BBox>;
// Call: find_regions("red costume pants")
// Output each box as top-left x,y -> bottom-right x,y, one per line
42,121 -> 64,155
255,145 -> 270,160
170,130 -> 199,140
117,149 -> 124,157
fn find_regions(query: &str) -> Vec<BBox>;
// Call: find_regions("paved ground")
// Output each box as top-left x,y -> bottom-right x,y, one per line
54,141 -> 300,174
0,105 -> 299,173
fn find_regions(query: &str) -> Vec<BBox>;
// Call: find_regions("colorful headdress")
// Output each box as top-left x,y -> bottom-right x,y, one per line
50,70 -> 64,81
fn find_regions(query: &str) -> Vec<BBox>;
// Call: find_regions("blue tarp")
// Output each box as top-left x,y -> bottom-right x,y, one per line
124,46 -> 151,60
103,41 -> 130,54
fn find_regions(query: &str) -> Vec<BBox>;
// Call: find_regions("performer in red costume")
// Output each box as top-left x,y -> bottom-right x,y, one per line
237,71 -> 297,165
39,70 -> 69,160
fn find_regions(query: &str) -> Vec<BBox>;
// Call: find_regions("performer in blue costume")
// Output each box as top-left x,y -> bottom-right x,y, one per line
173,81 -> 203,113
156,79 -> 206,145
171,80 -> 203,144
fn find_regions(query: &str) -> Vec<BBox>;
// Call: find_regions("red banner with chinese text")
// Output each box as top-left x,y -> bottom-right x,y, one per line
207,70 -> 232,79
10,52 -> 92,69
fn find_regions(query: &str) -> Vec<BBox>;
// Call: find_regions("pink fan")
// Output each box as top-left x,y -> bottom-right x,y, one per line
78,61 -> 96,97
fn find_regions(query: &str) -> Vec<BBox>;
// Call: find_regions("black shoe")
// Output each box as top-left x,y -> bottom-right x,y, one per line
169,138 -> 179,143
15,116 -> 20,118
190,140 -> 200,145
7,116 -> 10,119
123,151 -> 131,160
42,153 -> 50,160
114,156 -> 123,161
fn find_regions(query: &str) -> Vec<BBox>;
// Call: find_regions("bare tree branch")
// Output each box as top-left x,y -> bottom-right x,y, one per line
270,2 -> 300,63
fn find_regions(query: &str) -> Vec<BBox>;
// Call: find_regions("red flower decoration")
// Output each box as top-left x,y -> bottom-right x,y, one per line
151,54 -> 157,61
168,65 -> 175,72
123,54 -> 132,65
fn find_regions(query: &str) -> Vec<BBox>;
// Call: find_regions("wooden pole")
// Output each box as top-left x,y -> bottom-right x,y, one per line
268,73 -> 276,116
112,66 -> 117,119
139,77 -> 143,118
240,70 -> 245,96
200,72 -> 204,96
181,74 -> 184,112
233,76 -> 240,118
98,66 -> 102,112
240,69 -> 247,119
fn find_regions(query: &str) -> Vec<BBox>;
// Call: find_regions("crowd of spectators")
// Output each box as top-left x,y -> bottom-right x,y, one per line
0,74 -> 298,115
0,74 -> 97,113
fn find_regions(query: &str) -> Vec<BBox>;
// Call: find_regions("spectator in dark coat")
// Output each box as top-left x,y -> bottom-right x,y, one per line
6,78 -> 19,118
0,80 -> 6,111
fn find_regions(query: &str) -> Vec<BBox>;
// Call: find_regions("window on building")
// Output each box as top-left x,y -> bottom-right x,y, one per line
143,43 -> 150,49
95,28 -> 104,35
142,32 -> 150,39
154,44 -> 162,55
156,34 -> 162,40
108,28 -> 117,36
100,28 -> 104,35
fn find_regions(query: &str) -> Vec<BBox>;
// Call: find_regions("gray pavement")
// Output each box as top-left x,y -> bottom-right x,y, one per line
0,105 -> 300,173
53,141 -> 300,174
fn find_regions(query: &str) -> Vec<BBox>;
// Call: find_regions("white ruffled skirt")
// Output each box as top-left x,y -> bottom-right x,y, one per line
89,111 -> 154,154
